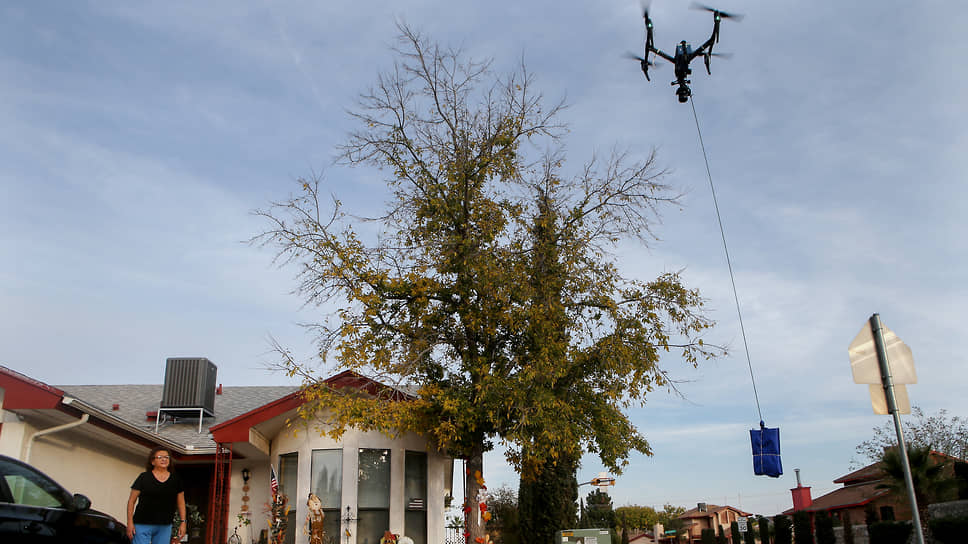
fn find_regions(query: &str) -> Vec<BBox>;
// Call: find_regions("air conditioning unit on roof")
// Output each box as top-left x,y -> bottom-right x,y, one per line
160,357 -> 217,417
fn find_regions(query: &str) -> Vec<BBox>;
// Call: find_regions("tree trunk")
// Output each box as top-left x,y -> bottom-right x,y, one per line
465,446 -> 486,544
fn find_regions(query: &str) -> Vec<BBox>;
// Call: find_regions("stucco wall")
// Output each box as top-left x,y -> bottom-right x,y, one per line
229,423 -> 450,544
1,414 -> 144,521
0,410 -> 30,458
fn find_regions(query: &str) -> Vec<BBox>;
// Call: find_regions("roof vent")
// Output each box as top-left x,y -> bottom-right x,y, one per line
161,358 -> 217,417
698,502 -> 707,513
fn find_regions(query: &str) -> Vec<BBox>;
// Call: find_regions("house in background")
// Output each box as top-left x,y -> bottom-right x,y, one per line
0,359 -> 453,544
784,453 -> 960,527
783,464 -> 900,527
662,503 -> 751,544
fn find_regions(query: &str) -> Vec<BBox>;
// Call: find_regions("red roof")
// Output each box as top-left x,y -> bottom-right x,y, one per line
209,370 -> 414,442
784,482 -> 888,514
833,463 -> 886,485
834,450 -> 960,486
0,365 -> 65,409
679,504 -> 752,519
208,390 -> 306,442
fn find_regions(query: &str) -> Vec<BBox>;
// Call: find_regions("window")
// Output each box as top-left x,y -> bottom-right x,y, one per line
879,505 -> 895,521
311,449 -> 343,544
358,449 -> 390,544
279,453 -> 299,544
0,458 -> 68,508
404,451 -> 428,544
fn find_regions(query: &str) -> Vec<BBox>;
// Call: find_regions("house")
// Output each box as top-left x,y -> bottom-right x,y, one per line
627,529 -> 657,543
784,453 -> 959,527
0,359 -> 453,544
665,503 -> 752,544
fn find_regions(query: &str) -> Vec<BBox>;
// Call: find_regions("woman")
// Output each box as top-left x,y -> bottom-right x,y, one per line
126,446 -> 187,544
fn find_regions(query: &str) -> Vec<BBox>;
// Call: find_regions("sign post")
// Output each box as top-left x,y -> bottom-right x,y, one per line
848,313 -> 924,544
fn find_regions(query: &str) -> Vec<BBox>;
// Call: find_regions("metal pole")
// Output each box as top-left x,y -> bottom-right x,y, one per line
870,313 -> 925,544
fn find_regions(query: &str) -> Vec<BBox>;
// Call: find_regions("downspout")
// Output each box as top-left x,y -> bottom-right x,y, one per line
25,397 -> 90,462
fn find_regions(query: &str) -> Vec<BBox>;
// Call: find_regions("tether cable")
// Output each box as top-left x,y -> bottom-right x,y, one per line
689,94 -> 763,423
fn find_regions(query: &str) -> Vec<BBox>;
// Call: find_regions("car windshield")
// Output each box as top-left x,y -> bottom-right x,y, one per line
0,459 -> 68,508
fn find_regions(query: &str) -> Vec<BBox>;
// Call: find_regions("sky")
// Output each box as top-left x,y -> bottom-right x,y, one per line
2,0 -> 966,518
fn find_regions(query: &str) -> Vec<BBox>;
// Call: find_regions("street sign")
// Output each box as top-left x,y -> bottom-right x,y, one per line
847,314 -> 925,544
849,321 -> 916,384
738,517 -> 748,532
590,472 -> 615,487
849,319 -> 914,414
869,384 -> 910,415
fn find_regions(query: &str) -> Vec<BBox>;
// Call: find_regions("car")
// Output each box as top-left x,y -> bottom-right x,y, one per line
0,454 -> 128,543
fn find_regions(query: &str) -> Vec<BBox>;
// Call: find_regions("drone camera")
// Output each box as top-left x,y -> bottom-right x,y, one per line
676,85 -> 691,103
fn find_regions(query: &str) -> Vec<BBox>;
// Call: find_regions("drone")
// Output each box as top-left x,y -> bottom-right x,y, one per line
627,3 -> 743,103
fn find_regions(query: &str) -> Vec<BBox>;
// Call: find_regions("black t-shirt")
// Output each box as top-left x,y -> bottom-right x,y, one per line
131,471 -> 185,525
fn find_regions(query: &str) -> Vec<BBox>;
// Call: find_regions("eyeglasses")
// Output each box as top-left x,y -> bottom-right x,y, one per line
154,455 -> 170,460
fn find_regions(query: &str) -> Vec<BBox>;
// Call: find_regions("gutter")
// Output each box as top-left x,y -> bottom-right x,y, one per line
57,396 -> 216,456
25,412 -> 89,463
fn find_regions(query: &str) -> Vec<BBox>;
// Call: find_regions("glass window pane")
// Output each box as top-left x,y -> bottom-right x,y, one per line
405,510 -> 427,544
279,452 -> 298,497
357,509 -> 390,544
311,450 -> 343,509
404,451 -> 427,544
0,459 -> 68,508
3,475 -> 64,507
279,453 -> 298,544
323,513 -> 340,544
404,451 -> 427,508
358,449 -> 390,509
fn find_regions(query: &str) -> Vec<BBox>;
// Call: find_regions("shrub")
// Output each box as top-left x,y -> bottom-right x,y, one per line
701,528 -> 716,544
928,516 -> 968,544
792,511 -> 812,544
814,511 -> 835,544
773,515 -> 792,544
867,521 -> 912,544
743,523 -> 755,544
864,504 -> 878,527
731,522 -> 741,544
758,516 -> 771,544
841,511 -> 854,544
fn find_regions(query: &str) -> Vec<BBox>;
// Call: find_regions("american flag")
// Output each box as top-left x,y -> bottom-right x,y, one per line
270,464 -> 279,496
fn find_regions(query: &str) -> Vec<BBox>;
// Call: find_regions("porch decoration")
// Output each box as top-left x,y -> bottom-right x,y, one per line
267,465 -> 289,544
171,504 -> 205,542
472,470 -> 492,544
241,468 -> 251,513
341,506 -> 358,544
379,530 -> 397,544
266,494 -> 289,544
306,493 -> 325,544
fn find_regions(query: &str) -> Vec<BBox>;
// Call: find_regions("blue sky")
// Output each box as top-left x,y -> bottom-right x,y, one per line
2,0 -> 966,517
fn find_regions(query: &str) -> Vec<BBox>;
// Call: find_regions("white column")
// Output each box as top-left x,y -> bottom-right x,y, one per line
342,436 -> 360,544
390,447 -> 405,533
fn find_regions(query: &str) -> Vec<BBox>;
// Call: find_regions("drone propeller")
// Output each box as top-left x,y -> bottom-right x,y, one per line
641,0 -> 655,51
640,0 -> 652,21
702,51 -> 732,74
623,51 -> 659,81
624,52 -> 660,66
689,2 -> 745,22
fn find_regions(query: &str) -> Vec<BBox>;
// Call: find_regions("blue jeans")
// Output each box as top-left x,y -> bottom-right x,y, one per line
133,524 -> 172,544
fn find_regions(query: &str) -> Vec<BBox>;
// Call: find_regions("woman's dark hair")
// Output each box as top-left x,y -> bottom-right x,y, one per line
144,446 -> 174,472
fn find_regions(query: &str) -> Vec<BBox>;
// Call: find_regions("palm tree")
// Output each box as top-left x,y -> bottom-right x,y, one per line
877,444 -> 957,541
